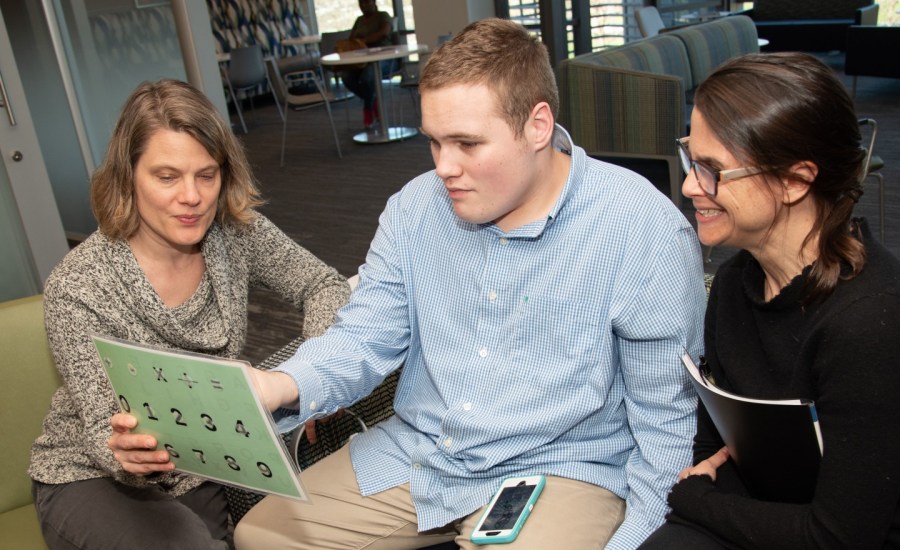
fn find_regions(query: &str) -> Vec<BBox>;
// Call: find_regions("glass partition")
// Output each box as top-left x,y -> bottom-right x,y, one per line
48,0 -> 187,168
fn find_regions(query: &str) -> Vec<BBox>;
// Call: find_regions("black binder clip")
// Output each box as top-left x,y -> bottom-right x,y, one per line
698,355 -> 712,379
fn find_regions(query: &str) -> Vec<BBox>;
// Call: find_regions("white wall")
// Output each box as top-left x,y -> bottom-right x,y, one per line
412,0 -> 495,51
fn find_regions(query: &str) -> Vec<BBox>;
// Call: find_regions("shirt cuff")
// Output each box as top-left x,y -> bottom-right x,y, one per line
604,516 -> 654,550
272,355 -> 326,423
666,474 -> 716,521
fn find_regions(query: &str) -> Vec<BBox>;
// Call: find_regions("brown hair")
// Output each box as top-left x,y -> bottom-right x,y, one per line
695,52 -> 866,301
91,79 -> 263,240
418,18 -> 559,137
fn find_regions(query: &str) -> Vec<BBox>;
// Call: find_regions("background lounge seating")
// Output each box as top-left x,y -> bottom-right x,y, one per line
557,15 -> 759,206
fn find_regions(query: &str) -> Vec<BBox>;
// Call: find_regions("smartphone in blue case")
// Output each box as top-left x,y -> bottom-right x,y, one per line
470,475 -> 545,545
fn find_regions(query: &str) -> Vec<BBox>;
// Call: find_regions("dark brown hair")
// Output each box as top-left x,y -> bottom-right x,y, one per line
418,18 -> 559,137
695,52 -> 866,301
91,79 -> 262,240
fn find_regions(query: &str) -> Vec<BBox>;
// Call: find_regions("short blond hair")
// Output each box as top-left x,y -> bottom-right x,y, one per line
419,18 -> 559,137
91,79 -> 263,240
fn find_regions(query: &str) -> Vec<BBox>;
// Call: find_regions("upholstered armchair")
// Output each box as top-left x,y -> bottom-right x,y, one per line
557,16 -> 759,207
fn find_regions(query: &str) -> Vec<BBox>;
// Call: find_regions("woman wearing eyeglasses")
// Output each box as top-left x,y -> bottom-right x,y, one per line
640,52 -> 900,548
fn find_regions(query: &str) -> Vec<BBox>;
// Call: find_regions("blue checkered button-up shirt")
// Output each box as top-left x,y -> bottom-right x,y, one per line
275,127 -> 705,548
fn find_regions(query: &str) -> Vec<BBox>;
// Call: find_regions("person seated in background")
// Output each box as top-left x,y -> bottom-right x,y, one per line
28,79 -> 349,550
640,52 -> 900,549
111,18 -> 706,549
342,0 -> 394,129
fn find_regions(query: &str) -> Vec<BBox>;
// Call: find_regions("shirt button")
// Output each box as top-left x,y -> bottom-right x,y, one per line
308,401 -> 317,410
478,348 -> 487,358
443,437 -> 453,448
499,237 -> 509,246
488,291 -> 497,301
463,402 -> 473,411
413,463 -> 422,470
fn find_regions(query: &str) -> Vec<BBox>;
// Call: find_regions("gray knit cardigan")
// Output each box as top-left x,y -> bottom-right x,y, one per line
29,213 -> 349,496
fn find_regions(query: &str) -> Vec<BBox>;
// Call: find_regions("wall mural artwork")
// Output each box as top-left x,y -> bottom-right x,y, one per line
206,0 -> 317,97
206,0 -> 313,58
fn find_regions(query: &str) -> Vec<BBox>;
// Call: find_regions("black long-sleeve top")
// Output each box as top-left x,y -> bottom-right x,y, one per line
667,223 -> 900,549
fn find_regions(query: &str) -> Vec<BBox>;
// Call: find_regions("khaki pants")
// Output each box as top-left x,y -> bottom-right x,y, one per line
234,445 -> 625,550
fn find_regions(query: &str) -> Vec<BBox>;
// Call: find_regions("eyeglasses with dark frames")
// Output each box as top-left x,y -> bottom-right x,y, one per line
676,137 -> 764,197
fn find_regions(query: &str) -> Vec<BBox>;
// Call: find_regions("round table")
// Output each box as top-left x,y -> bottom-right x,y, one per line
321,44 -> 428,144
281,34 -> 321,47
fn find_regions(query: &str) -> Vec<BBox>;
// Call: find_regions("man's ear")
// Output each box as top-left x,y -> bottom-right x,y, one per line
527,101 -> 555,151
781,161 -> 818,205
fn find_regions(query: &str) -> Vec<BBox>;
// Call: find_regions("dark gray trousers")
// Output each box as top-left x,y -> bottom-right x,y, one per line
638,521 -> 729,549
32,478 -> 230,550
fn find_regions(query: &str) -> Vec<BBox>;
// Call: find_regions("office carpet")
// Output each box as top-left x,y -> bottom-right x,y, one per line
236,54 -> 900,364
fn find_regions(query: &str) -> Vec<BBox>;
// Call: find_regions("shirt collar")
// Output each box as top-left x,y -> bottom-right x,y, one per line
491,125 -> 577,239
546,124 -> 576,221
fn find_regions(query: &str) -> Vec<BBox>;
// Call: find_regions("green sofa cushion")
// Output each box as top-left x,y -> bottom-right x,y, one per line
0,503 -> 47,549
0,294 -> 59,549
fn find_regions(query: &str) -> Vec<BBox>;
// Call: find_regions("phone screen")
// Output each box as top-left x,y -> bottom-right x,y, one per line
479,484 -> 537,531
